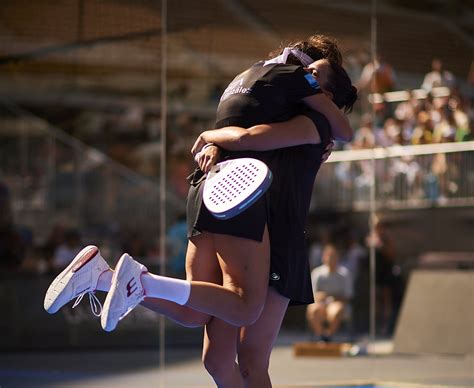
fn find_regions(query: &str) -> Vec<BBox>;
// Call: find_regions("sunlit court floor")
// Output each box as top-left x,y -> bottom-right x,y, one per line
1,335 -> 473,388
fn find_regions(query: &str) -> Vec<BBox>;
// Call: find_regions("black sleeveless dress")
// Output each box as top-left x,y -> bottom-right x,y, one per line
187,62 -> 331,305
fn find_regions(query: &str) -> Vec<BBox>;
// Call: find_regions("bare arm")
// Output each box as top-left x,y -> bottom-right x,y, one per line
192,115 -> 321,155
302,93 -> 353,142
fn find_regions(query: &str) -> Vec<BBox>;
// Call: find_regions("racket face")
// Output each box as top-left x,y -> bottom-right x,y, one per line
203,158 -> 272,220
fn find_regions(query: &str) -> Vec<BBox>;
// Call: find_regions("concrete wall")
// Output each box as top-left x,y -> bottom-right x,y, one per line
393,270 -> 474,355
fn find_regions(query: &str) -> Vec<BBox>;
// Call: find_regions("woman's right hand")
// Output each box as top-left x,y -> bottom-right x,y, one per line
322,141 -> 335,162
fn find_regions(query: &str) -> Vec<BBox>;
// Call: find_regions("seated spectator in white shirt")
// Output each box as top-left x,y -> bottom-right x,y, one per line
306,244 -> 353,342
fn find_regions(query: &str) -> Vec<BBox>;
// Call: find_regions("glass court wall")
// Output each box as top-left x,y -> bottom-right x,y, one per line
0,0 -> 472,382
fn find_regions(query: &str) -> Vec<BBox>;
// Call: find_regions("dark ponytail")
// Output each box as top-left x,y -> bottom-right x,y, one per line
326,62 -> 358,113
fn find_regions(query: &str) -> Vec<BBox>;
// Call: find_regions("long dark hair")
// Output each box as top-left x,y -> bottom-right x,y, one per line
269,34 -> 356,112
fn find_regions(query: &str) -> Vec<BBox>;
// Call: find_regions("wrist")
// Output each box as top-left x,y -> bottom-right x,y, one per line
201,131 -> 213,144
201,142 -> 218,152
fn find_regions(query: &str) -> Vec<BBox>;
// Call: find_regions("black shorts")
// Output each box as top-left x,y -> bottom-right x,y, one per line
186,168 -> 267,242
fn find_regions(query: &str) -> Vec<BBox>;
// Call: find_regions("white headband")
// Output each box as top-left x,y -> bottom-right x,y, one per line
263,47 -> 315,67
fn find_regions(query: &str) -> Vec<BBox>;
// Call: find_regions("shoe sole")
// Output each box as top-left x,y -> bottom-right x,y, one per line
44,245 -> 100,314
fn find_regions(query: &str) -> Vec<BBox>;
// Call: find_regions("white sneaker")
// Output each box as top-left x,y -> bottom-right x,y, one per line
44,245 -> 110,316
101,253 -> 148,332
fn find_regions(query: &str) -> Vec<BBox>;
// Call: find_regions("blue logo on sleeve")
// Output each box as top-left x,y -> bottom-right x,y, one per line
304,73 -> 320,90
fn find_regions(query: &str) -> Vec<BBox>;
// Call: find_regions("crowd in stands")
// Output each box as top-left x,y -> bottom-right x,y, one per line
319,56 -> 474,206
350,57 -> 472,151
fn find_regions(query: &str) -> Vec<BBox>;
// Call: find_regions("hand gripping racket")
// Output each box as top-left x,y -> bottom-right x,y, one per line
202,158 -> 272,220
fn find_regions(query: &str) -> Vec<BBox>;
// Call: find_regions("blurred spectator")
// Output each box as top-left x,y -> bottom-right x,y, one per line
421,58 -> 456,91
306,244 -> 353,342
308,228 -> 332,270
352,113 -> 376,149
366,219 -> 401,335
341,231 -> 367,282
411,111 -> 434,145
166,214 -> 188,276
449,97 -> 472,142
433,107 -> 456,143
52,229 -> 82,271
394,91 -> 422,129
389,153 -> 423,200
338,115 -> 376,202
358,54 -> 397,94
375,118 -> 402,147
428,151 -> 460,203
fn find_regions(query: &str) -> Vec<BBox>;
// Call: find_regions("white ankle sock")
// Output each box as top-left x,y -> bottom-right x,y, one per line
96,269 -> 113,292
141,273 -> 191,305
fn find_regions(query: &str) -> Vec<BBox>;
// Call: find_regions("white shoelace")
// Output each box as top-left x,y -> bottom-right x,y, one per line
72,291 -> 103,317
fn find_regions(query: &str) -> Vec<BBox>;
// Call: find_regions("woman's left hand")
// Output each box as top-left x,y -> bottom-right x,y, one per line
195,144 -> 221,173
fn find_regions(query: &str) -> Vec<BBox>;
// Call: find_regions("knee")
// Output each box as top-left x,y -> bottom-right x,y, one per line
202,347 -> 231,381
327,302 -> 345,320
202,351 -> 220,379
306,303 -> 325,321
180,314 -> 212,328
173,311 -> 212,328
230,302 -> 264,326
238,346 -> 269,381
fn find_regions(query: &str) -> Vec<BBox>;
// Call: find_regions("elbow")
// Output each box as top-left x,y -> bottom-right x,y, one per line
334,130 -> 353,143
340,125 -> 354,142
215,130 -> 249,151
344,132 -> 354,142
332,121 -> 354,143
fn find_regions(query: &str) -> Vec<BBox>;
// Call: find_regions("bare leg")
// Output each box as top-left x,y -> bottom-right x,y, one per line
325,301 -> 345,337
306,302 -> 327,337
238,287 -> 290,388
184,226 -> 271,326
198,227 -> 270,386
140,232 -> 221,327
202,318 -> 243,388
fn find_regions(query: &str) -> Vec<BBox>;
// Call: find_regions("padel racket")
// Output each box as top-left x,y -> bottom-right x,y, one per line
202,158 -> 272,220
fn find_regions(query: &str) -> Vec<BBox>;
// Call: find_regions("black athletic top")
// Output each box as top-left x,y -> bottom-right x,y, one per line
215,62 -> 321,129
187,61 -> 332,305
